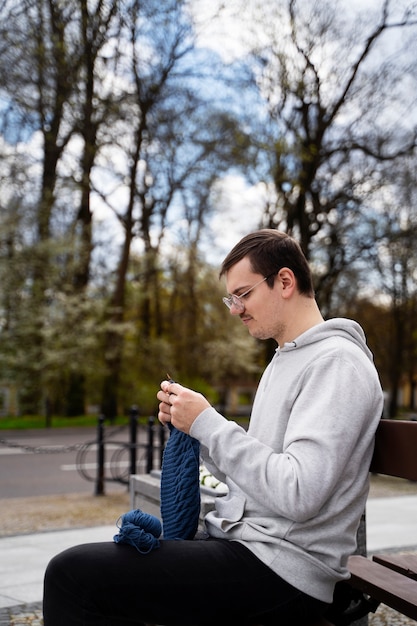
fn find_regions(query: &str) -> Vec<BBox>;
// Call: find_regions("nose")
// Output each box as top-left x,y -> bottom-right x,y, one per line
229,301 -> 244,316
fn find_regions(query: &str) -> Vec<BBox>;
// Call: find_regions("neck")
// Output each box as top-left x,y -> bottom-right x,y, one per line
277,298 -> 324,346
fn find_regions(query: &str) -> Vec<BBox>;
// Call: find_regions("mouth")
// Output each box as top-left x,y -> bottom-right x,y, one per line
241,315 -> 252,326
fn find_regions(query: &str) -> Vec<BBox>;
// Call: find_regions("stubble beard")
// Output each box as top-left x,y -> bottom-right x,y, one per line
249,320 -> 285,344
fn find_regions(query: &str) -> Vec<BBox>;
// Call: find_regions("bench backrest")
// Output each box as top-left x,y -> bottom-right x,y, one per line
370,419 -> 417,481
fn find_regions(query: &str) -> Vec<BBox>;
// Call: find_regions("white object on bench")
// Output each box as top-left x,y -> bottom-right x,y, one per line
129,469 -> 227,530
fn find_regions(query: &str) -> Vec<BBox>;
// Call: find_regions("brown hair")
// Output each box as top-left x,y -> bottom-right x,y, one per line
220,229 -> 314,297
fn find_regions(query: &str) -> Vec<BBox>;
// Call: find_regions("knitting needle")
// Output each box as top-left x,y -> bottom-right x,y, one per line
166,374 -> 177,399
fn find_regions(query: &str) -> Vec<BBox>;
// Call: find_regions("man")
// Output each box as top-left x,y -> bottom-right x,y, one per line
43,229 -> 383,626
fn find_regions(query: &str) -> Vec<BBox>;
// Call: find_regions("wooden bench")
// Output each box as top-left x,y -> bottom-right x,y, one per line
322,418 -> 417,626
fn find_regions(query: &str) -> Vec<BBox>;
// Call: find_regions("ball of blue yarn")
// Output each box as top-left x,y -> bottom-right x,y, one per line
113,509 -> 162,554
122,509 -> 162,536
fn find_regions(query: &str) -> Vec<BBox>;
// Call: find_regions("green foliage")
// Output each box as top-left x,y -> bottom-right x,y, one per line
0,414 -> 118,430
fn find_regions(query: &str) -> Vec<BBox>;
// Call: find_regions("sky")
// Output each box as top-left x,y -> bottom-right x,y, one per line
198,177 -> 266,265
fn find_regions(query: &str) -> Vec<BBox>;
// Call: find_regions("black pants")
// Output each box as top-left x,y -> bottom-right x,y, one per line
43,538 -> 328,626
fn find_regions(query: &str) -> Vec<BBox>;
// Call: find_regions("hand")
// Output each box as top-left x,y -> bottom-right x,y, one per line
156,380 -> 211,434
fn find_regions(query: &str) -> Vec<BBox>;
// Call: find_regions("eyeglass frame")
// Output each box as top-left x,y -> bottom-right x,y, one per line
222,272 -> 276,311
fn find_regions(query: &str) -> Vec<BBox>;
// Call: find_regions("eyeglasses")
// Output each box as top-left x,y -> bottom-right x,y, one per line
222,275 -> 270,311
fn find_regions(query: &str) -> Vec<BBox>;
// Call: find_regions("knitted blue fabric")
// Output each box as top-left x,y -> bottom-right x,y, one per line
114,423 -> 200,550
160,423 -> 201,540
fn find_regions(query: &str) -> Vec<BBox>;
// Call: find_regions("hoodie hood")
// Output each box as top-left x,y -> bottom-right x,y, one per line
281,318 -> 374,363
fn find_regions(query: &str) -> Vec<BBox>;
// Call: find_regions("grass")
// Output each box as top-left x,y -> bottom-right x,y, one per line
0,414 -> 151,430
0,412 -> 250,430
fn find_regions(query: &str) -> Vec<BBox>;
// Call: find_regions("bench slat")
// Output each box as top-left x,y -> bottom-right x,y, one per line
348,555 -> 417,621
372,553 -> 417,581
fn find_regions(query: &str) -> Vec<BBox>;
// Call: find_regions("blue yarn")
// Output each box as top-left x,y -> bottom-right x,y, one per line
160,424 -> 200,540
113,509 -> 162,553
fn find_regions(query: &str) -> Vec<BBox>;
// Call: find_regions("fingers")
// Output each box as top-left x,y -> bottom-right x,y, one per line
157,385 -> 173,426
158,399 -> 171,425
160,379 -> 178,396
157,380 -> 203,435
156,387 -> 170,402
160,380 -> 170,394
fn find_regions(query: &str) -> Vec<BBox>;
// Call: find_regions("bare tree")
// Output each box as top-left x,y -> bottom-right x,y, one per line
0,0 -> 257,417
241,0 -> 417,261
370,157 -> 417,416
97,0 -> 253,415
72,0 -> 119,290
0,0 -> 84,412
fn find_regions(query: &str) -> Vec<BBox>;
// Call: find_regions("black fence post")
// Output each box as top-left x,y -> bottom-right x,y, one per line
147,416 -> 155,473
95,414 -> 105,496
129,405 -> 139,476
159,422 -> 166,468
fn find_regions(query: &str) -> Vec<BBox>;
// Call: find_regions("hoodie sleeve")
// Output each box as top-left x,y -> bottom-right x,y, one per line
190,348 -> 383,522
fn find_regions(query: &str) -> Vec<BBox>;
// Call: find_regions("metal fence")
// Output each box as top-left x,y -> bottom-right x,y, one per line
76,407 -> 167,495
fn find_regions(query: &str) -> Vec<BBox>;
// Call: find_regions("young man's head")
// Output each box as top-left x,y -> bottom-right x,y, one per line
220,230 -> 319,345
220,229 -> 314,297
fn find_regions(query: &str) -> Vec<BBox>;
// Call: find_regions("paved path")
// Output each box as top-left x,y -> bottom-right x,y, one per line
0,526 -> 115,609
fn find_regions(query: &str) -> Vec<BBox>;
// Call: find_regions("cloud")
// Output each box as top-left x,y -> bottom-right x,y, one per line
201,174 -> 265,265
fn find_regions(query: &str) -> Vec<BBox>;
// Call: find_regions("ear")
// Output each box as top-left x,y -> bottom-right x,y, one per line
277,268 -> 296,299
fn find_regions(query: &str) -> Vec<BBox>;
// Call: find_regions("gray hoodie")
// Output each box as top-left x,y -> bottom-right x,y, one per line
190,318 -> 384,603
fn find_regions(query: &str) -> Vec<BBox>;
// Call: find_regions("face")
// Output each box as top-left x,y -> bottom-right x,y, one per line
225,257 -> 286,343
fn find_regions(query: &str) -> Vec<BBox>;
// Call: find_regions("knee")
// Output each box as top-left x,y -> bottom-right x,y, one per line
43,546 -> 92,626
44,546 -> 82,592
45,549 -> 65,575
